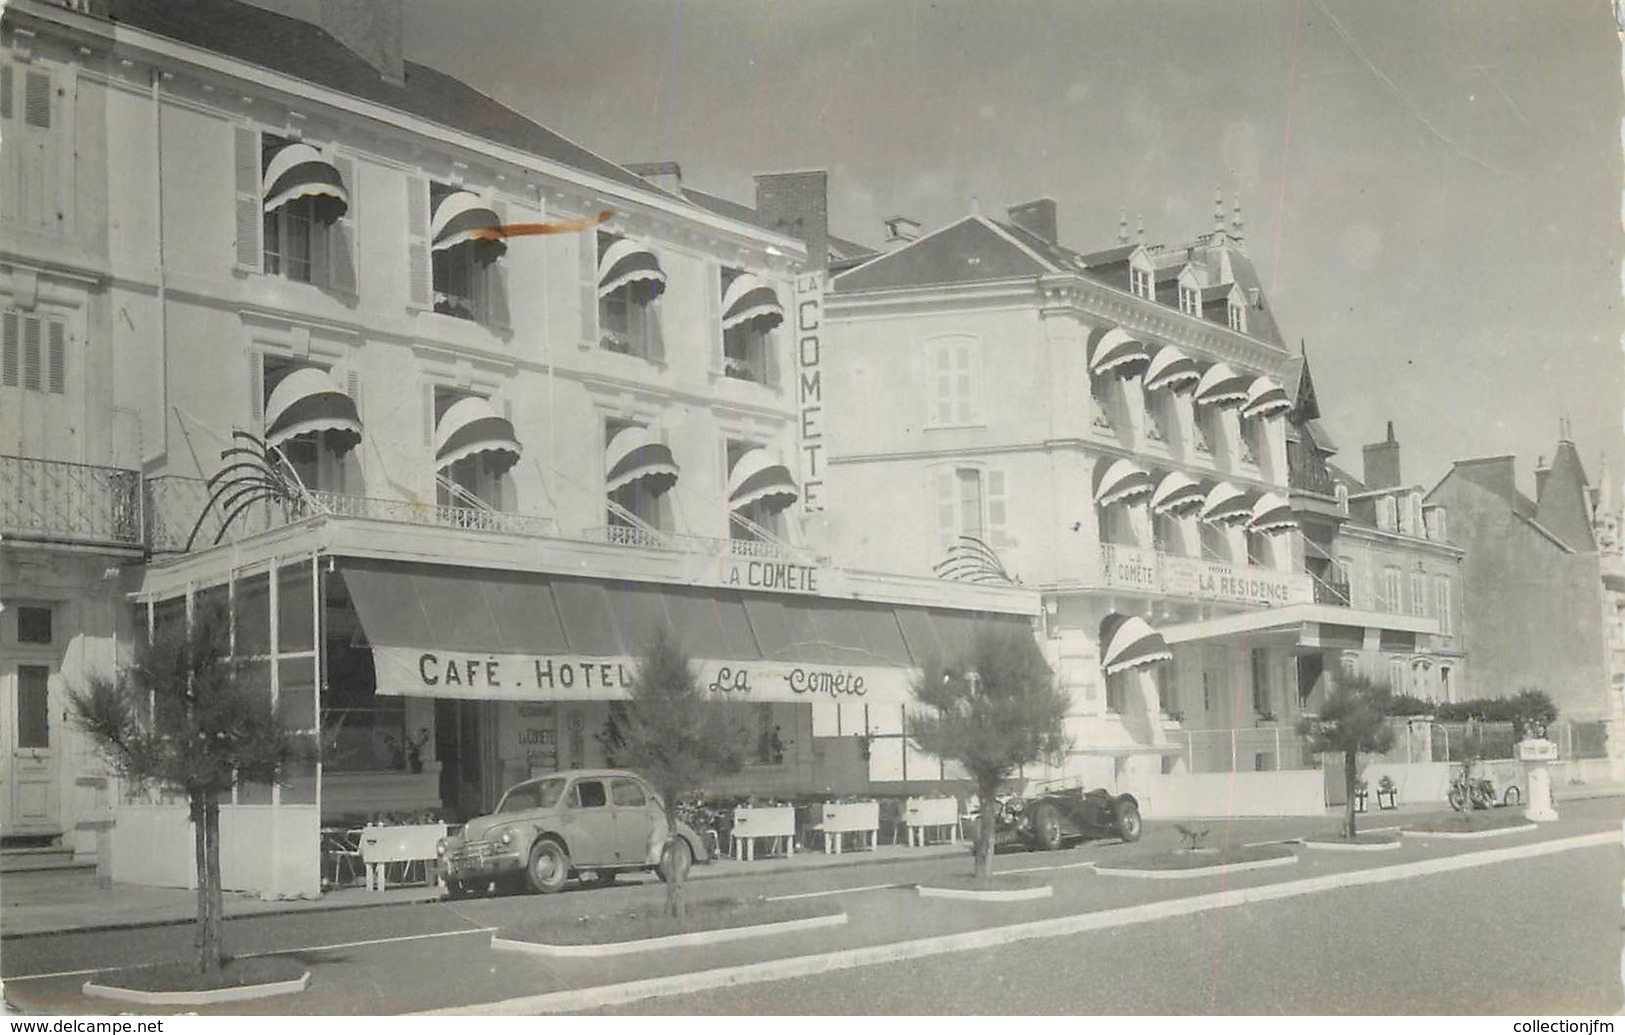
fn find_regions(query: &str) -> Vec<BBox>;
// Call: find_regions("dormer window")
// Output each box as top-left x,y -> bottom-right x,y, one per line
1228,301 -> 1246,332
1377,496 -> 1397,532
1179,284 -> 1200,316
1130,267 -> 1152,299
1335,482 -> 1350,513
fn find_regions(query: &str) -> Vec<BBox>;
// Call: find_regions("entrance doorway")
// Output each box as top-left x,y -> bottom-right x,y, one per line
435,699 -> 501,821
3,663 -> 60,836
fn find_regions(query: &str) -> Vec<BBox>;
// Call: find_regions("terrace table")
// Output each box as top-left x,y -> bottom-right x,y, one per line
818,801 -> 879,854
903,796 -> 960,847
730,806 -> 795,861
358,823 -> 447,891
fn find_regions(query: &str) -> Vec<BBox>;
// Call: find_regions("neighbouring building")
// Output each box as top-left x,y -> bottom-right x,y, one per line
0,0 -> 1035,894
1427,423 -> 1623,777
817,194 -> 1436,818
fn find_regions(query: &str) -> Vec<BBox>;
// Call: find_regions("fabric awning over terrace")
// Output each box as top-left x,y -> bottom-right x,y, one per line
264,367 -> 362,452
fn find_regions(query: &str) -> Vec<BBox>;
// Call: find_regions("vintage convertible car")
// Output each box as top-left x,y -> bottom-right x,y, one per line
996,785 -> 1143,851
438,768 -> 709,897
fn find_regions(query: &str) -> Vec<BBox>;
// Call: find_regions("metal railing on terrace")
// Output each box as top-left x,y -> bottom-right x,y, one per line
1,454 -> 142,548
144,474 -> 813,564
1287,444 -> 1336,495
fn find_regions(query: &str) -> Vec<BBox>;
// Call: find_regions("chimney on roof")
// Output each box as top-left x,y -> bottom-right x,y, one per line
882,215 -> 921,248
320,0 -> 404,85
625,161 -> 683,197
1007,198 -> 1059,245
1363,420 -> 1402,490
1535,454 -> 1552,501
754,171 -> 829,268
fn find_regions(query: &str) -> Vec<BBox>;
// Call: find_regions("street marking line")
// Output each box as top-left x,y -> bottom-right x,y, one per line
765,883 -> 899,901
417,829 -> 1616,1016
2,925 -> 499,982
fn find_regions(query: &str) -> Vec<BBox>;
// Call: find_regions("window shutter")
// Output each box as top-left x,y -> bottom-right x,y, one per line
249,354 -> 263,424
345,369 -> 361,418
483,200 -> 511,331
646,289 -> 665,363
987,468 -> 1009,547
422,384 -> 435,448
405,176 -> 430,309
327,155 -> 357,297
233,126 -> 262,273
0,66 -> 13,121
957,343 -> 976,423
934,467 -> 956,556
21,316 -> 40,390
46,320 -> 64,394
2,312 -> 17,387
24,70 -> 49,129
580,231 -> 599,346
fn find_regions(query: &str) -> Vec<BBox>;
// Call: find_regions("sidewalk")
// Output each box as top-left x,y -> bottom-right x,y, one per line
0,840 -> 968,939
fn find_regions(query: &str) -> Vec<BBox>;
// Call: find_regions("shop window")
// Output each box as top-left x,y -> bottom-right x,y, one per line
16,605 -> 52,645
323,580 -> 407,773
16,665 -> 49,748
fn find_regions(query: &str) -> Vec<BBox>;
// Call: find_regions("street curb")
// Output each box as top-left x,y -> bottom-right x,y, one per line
916,884 -> 1053,902
489,911 -> 847,958
1299,838 -> 1402,853
0,890 -> 444,942
1402,823 -> 1539,840
1093,854 -> 1298,880
81,969 -> 310,1006
415,829 -> 1614,1016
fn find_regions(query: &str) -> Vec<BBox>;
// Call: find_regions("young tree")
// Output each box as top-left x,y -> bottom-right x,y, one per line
908,622 -> 1071,884
612,625 -> 745,918
1298,672 -> 1396,839
70,603 -> 307,975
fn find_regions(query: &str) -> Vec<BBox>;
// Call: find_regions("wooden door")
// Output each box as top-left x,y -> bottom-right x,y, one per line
6,664 -> 59,835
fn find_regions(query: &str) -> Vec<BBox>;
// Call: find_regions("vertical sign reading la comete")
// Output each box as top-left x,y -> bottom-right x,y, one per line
795,272 -> 825,512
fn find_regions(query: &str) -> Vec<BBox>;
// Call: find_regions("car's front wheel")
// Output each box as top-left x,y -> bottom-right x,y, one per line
1029,802 -> 1065,852
444,879 -> 472,900
657,838 -> 693,883
1113,800 -> 1143,843
526,839 -> 570,894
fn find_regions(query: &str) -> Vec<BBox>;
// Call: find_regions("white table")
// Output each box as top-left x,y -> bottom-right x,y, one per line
358,823 -> 447,891
904,796 -> 960,847
731,806 -> 795,861
819,801 -> 880,854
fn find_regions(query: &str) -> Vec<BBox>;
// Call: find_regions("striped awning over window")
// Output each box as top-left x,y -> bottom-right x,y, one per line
264,367 -> 361,452
727,448 -> 798,512
1100,612 -> 1172,675
721,272 -> 785,332
1194,362 -> 1251,408
435,396 -> 521,473
431,190 -> 503,253
1200,481 -> 1253,526
1089,327 -> 1149,378
598,235 -> 666,300
606,425 -> 679,496
1093,457 -> 1154,507
1144,345 -> 1201,393
1249,491 -> 1296,533
262,142 -> 349,219
1149,470 -> 1206,517
1241,376 -> 1291,420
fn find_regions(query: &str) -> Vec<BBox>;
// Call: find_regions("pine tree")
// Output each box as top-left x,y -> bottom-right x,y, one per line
909,622 -> 1071,884
1298,672 -> 1396,839
71,603 -> 309,974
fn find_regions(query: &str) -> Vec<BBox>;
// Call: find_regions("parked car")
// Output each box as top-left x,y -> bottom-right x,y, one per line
438,768 -> 709,897
996,786 -> 1143,851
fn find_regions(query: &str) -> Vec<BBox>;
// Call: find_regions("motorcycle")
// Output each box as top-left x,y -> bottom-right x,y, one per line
1446,761 -> 1496,811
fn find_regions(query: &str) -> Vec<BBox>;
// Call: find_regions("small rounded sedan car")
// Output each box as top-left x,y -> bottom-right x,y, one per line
438,768 -> 709,897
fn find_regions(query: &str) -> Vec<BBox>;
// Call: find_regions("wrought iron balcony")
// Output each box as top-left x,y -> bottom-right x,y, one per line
1287,443 -> 1336,495
1,454 -> 142,548
1312,575 -> 1351,606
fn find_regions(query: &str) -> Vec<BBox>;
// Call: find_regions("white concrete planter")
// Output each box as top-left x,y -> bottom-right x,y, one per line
1095,853 -> 1299,880
1402,822 -> 1538,840
83,969 -> 310,1006
1300,837 -> 1402,852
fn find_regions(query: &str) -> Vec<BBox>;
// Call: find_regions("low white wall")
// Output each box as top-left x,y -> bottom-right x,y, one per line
1127,770 -> 1326,819
112,803 -> 320,897
1360,761 -> 1452,805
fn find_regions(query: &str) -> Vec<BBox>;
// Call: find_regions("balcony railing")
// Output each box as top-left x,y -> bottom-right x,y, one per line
1287,444 -> 1336,494
1312,575 -> 1351,606
1,454 -> 142,548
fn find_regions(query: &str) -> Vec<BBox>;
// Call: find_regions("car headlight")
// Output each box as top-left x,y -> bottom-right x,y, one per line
436,838 -> 446,857
499,829 -> 513,846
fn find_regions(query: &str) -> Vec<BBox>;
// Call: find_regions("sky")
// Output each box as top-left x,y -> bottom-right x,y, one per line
259,0 -> 1623,500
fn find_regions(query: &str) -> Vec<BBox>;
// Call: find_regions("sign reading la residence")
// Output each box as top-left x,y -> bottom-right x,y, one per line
375,648 -> 911,705
1097,544 -> 1313,607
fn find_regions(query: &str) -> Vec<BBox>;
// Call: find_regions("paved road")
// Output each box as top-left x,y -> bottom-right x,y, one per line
3,801 -> 1619,1014
603,838 -> 1622,1015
